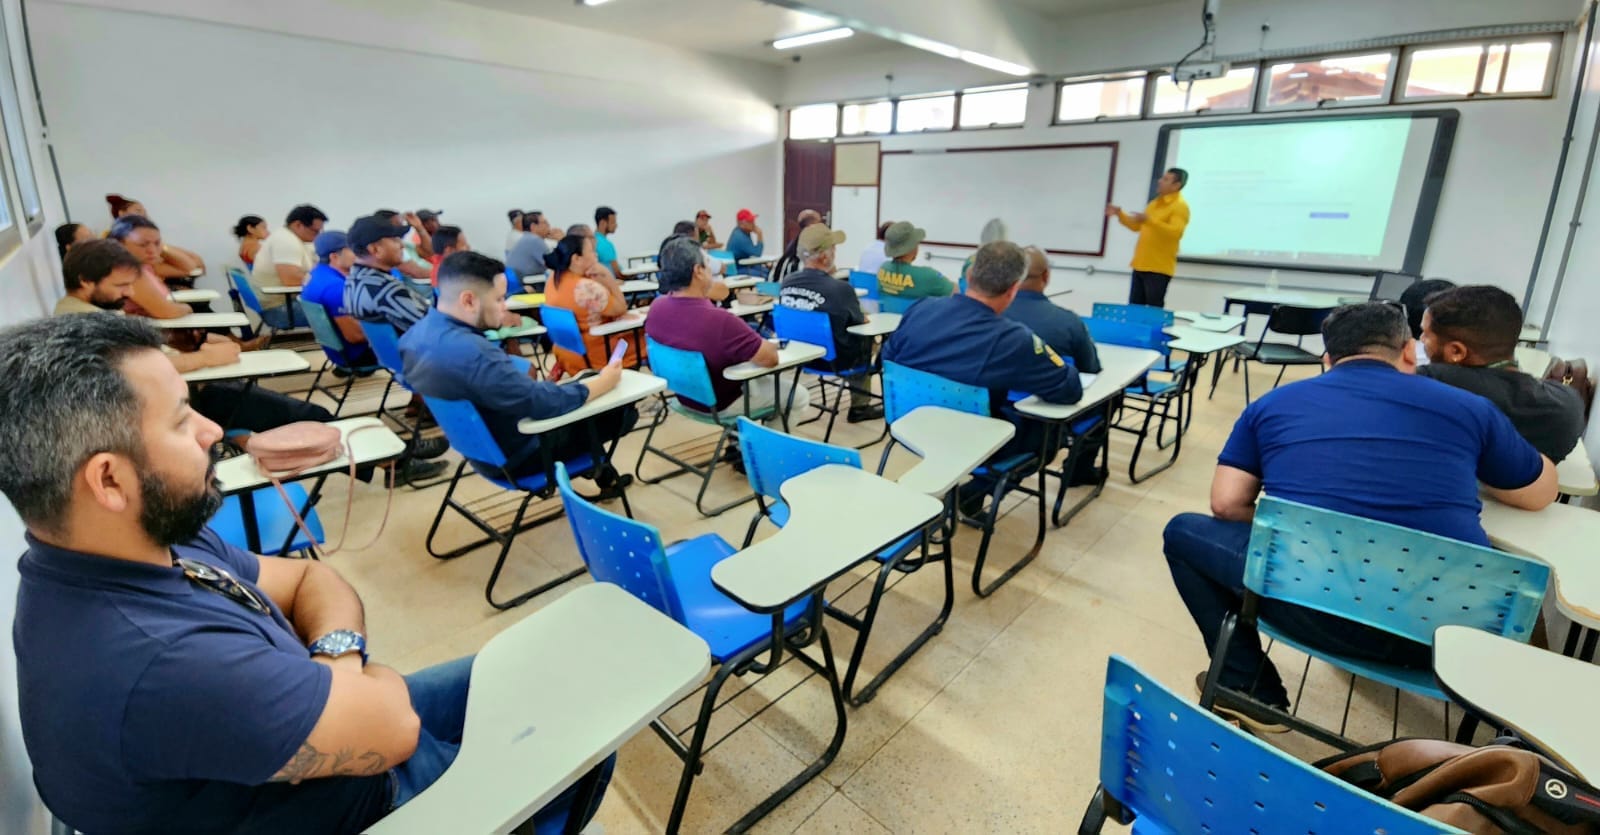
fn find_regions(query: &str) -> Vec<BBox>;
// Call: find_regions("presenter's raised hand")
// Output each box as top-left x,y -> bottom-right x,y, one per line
1104,204 -> 1121,218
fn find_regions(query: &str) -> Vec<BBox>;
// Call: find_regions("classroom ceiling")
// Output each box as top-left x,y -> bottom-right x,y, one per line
453,0 -> 888,64
1007,0 -> 1175,18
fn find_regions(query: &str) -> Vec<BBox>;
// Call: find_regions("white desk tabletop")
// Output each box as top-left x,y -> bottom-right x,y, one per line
148,311 -> 251,329
711,465 -> 943,612
181,349 -> 310,383
505,295 -> 543,312
619,279 -> 659,294
847,312 -> 901,338
1433,625 -> 1599,781
724,341 -> 825,381
366,583 -> 710,835
738,254 -> 778,266
171,288 -> 220,304
216,417 -> 406,494
518,370 -> 665,435
1223,288 -> 1347,309
728,300 -> 774,319
1164,326 -> 1247,355
1516,346 -> 1553,377
260,285 -> 303,295
487,318 -> 547,341
1013,344 -> 1161,421
1170,310 -> 1248,332
626,251 -> 659,264
1558,440 -> 1598,496
590,313 -> 647,337
890,407 -> 1016,497
1480,498 -> 1600,629
620,265 -> 659,278
722,275 -> 762,290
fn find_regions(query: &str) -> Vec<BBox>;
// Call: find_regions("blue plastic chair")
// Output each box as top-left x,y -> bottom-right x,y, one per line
225,267 -> 268,337
771,305 -> 877,444
1081,656 -> 1451,835
209,483 -> 325,557
878,361 -> 1050,598
1082,316 -> 1188,484
878,294 -> 916,315
848,271 -> 878,300
634,337 -> 777,517
736,417 -> 937,705
422,395 -> 619,610
554,463 -> 838,833
540,306 -> 590,368
1200,496 -> 1550,749
298,300 -> 378,416
356,320 -> 424,449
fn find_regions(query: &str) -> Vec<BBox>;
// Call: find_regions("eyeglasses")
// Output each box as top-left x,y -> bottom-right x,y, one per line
176,557 -> 270,616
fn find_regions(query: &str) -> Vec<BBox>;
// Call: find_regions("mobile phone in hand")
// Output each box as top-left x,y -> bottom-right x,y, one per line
609,340 -> 628,366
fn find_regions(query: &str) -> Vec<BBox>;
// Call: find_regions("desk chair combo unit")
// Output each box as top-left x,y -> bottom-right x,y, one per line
1087,305 -> 1193,483
225,266 -> 308,341
770,306 -> 882,446
354,320 -> 452,490
298,300 -> 385,416
1198,496 -> 1549,751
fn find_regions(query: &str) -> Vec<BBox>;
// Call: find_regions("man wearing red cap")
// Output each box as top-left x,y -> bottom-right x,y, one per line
726,208 -> 765,275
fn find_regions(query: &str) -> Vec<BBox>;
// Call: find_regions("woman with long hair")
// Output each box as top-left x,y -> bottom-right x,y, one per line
54,222 -> 93,259
104,194 -> 207,287
541,233 -> 639,373
233,215 -> 268,267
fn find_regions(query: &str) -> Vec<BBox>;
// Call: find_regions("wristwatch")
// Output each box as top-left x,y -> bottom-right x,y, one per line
308,630 -> 368,665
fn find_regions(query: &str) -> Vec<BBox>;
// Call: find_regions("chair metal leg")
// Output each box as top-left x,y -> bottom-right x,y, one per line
1051,416 -> 1110,528
664,657 -> 741,834
635,399 -> 756,517
1126,391 -> 1182,484
972,461 -> 1048,598
1201,611 -> 1361,751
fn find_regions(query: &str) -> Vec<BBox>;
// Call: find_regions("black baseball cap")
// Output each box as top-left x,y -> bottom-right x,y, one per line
417,209 -> 444,222
348,215 -> 409,251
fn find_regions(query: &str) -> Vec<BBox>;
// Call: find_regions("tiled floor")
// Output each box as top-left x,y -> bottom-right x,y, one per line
265,345 -> 1463,833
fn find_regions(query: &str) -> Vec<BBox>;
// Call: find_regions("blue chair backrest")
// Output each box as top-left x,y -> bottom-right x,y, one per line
881,361 -> 989,424
226,267 -> 264,315
504,262 -> 520,287
298,300 -> 348,354
1092,302 -> 1173,328
879,294 -> 915,315
1084,317 -> 1169,353
849,271 -> 878,299
771,305 -> 836,362
736,417 -> 860,503
708,249 -> 735,263
357,320 -> 405,375
1245,496 -> 1549,646
541,305 -> 589,359
1097,655 -> 1447,835
755,281 -> 781,296
644,336 -> 719,410
555,463 -> 684,622
421,396 -> 505,467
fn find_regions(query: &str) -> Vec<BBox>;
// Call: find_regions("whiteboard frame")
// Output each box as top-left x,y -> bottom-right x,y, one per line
876,142 -> 1119,257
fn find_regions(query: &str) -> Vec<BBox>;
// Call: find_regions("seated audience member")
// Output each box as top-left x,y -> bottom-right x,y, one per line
1420,285 -> 1584,462
662,223 -> 730,289
646,237 -> 811,420
778,223 -> 881,422
400,251 -> 635,493
1005,246 -> 1100,373
857,221 -> 892,276
961,218 -> 1008,287
106,194 -> 206,285
6,313 -> 612,834
302,230 -> 378,371
428,225 -> 469,286
1400,278 -> 1456,366
412,209 -> 442,262
594,206 -> 623,277
109,216 -> 196,320
344,215 -> 431,335
249,204 -> 326,331
234,215 -> 268,267
543,233 -> 639,373
372,210 -> 434,283
661,220 -> 696,254
882,241 -> 1080,515
695,209 -> 721,249
877,221 -> 954,303
506,211 -> 554,286
1163,301 -> 1557,728
567,223 -> 593,239
771,208 -> 821,284
726,208 -> 765,274
55,222 -> 94,259
504,208 -> 525,255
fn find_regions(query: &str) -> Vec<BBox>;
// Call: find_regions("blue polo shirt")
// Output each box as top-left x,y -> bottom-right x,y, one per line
302,262 -> 375,368
399,307 -> 589,471
1219,359 -> 1545,546
14,528 -> 389,834
1004,289 -> 1101,374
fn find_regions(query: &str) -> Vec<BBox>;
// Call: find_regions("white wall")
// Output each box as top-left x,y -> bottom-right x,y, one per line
31,0 -> 785,289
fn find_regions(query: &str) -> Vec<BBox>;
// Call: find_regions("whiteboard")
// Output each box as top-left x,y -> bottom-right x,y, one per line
879,143 -> 1117,255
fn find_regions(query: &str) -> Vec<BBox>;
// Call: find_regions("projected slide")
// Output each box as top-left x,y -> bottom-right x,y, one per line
1154,112 -> 1456,273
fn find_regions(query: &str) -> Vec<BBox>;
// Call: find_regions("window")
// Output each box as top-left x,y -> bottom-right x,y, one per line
1150,66 -> 1258,115
1263,52 -> 1395,110
1401,38 -> 1558,100
895,93 -> 956,132
1055,74 -> 1146,123
841,101 -> 893,136
788,103 -> 838,140
959,84 -> 1027,128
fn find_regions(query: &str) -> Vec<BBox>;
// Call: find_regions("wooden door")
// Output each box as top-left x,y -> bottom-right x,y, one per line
782,140 -> 834,246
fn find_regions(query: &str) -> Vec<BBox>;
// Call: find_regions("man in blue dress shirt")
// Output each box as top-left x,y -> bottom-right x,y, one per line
1004,246 -> 1100,373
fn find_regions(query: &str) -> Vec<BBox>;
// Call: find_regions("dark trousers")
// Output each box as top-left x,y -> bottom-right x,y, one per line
190,382 -> 335,434
504,406 -> 638,480
1129,270 -> 1172,308
1162,513 -> 1431,707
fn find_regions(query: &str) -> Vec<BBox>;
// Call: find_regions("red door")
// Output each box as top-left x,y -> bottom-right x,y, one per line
783,140 -> 834,246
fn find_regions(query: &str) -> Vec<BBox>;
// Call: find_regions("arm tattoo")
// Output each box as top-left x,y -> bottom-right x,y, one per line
271,742 -> 388,783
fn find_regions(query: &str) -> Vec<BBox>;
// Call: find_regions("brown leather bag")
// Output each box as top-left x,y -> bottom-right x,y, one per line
246,422 -> 395,557
1546,357 -> 1595,420
1317,738 -> 1600,834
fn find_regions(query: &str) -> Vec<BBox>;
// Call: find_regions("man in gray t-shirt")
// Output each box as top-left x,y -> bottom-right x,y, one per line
1419,285 -> 1584,462
505,211 -> 554,286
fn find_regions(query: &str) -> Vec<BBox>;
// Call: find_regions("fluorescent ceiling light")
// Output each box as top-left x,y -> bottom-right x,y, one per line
959,50 -> 1032,77
579,0 -> 613,5
773,28 -> 854,50
902,34 -> 961,59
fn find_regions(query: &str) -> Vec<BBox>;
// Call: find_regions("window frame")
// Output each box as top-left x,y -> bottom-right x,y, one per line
1051,72 -> 1150,125
786,102 -> 840,141
840,99 -> 896,137
954,82 -> 1029,131
893,91 -> 959,134
1396,36 -> 1561,103
1145,63 -> 1262,119
1257,49 -> 1399,113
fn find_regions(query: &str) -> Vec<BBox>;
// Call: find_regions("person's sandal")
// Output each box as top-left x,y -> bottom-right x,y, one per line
1194,672 -> 1291,734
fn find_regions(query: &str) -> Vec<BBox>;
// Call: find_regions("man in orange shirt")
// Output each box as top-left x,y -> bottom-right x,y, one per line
1107,167 -> 1191,308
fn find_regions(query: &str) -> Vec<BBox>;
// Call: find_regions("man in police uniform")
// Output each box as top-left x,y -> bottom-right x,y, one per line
881,240 -> 1082,515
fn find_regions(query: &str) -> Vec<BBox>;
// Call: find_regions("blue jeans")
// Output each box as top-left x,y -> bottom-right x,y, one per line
390,656 -> 616,834
1162,513 -> 1431,708
258,303 -> 308,331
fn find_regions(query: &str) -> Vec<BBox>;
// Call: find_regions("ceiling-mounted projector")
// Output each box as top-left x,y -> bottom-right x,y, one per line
1174,61 -> 1230,82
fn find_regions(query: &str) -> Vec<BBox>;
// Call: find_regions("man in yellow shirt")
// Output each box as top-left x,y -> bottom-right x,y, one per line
1107,167 -> 1190,308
